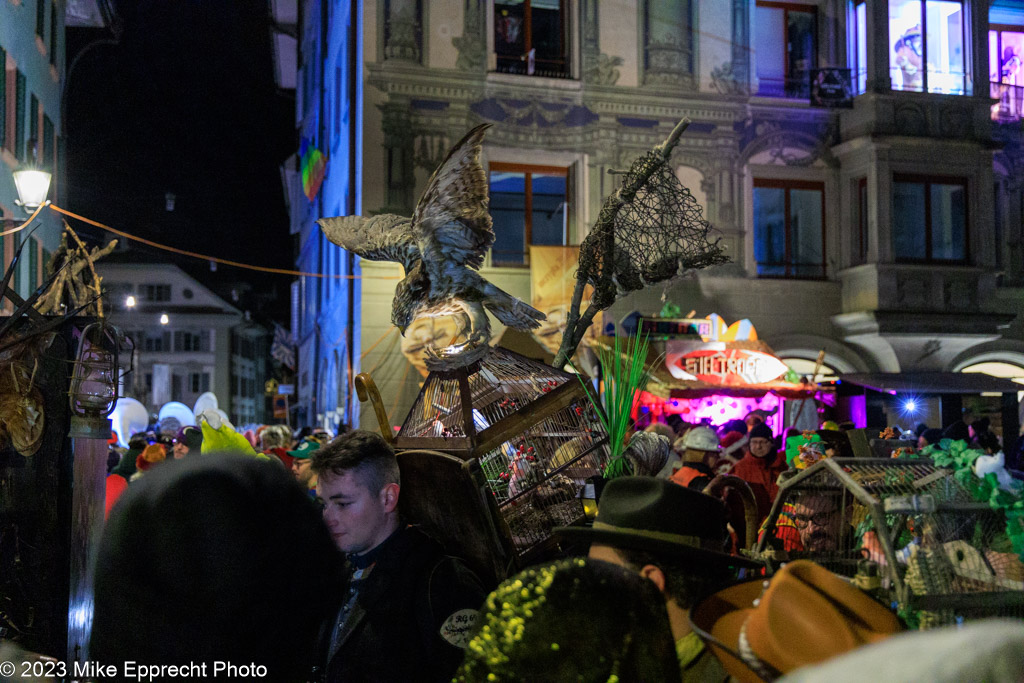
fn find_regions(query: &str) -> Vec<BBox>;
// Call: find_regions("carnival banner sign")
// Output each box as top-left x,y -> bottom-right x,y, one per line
667,348 -> 789,385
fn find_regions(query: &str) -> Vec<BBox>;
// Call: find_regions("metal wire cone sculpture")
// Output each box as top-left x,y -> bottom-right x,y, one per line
553,119 -> 728,368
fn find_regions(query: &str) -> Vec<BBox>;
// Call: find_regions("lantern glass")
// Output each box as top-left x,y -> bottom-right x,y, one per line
12,168 -> 52,209
70,323 -> 121,418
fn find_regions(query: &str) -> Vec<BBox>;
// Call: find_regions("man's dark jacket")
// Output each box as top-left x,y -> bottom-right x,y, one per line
317,525 -> 487,682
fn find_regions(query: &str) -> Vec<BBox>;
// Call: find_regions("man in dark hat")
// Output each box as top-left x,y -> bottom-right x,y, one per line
557,477 -> 761,682
172,425 -> 203,459
310,430 -> 486,683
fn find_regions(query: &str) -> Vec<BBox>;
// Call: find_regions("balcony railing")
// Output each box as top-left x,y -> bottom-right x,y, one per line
991,81 -> 1024,123
755,76 -> 810,100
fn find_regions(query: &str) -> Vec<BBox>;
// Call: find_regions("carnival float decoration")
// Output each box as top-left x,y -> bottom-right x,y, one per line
755,432 -> 1024,628
330,119 -> 734,577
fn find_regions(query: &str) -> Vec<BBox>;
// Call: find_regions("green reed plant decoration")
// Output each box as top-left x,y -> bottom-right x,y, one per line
576,333 -> 652,479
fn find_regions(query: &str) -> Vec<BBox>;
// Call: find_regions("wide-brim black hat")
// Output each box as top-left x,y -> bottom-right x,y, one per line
555,476 -> 762,568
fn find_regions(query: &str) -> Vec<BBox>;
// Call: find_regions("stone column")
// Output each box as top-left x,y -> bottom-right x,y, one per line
642,0 -> 695,90
730,0 -> 750,91
581,0 -> 622,85
866,0 -> 892,93
383,0 -> 422,64
453,0 -> 486,72
381,103 -> 416,213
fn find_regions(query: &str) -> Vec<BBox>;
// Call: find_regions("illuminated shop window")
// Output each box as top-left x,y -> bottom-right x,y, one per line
889,0 -> 968,94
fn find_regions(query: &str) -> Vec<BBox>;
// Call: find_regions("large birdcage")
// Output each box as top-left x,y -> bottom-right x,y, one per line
393,347 -> 611,563
755,458 -> 1024,627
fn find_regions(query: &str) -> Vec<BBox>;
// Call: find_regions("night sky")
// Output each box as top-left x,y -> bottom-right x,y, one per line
65,0 -> 296,320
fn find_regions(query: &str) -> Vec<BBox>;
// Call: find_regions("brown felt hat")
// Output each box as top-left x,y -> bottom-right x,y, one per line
688,560 -> 902,682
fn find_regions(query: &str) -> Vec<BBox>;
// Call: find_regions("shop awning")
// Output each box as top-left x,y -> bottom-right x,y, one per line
825,372 -> 1024,395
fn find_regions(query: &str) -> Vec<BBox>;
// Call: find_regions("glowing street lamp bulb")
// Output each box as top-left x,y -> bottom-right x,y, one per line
904,399 -> 917,413
159,314 -> 169,325
125,295 -> 136,308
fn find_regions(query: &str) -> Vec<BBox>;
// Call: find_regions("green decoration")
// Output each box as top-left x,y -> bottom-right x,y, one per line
575,333 -> 653,480
658,301 -> 682,319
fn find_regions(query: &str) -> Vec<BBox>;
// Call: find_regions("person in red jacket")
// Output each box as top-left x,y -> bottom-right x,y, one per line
729,422 -> 788,525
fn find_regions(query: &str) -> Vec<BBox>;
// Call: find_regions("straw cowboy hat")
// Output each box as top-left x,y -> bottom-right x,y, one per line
689,560 -> 902,682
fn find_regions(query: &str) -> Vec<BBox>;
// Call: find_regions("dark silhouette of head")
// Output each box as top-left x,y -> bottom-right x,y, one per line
90,454 -> 343,682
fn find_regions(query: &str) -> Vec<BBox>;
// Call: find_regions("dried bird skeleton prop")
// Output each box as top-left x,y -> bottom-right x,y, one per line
552,118 -> 729,369
34,224 -> 117,318
318,124 -> 545,369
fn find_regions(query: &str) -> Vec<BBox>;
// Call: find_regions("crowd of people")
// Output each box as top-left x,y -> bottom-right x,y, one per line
1,406 -> 1017,681
46,412 -> 1019,683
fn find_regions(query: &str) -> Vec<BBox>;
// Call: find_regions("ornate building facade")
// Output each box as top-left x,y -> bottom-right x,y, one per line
291,0 -> 1024,433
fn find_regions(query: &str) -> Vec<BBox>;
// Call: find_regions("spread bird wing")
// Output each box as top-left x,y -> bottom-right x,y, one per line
412,124 -> 495,275
317,214 -> 419,271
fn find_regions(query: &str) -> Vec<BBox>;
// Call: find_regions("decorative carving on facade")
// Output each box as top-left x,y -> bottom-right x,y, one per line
453,0 -> 486,71
894,103 -> 927,136
740,120 -> 838,168
413,132 -> 451,170
584,53 -> 624,86
384,0 -> 422,63
470,98 -> 599,128
710,61 -> 748,96
939,106 -> 970,139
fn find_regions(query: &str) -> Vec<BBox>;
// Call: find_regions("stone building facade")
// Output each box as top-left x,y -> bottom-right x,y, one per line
291,0 -> 1024,433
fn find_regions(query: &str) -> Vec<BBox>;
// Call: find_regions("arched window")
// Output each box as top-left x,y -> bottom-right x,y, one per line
780,357 -> 838,384
960,361 -> 1024,401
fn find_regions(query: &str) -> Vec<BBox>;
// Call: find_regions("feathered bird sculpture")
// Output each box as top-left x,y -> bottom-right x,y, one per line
318,124 -> 545,356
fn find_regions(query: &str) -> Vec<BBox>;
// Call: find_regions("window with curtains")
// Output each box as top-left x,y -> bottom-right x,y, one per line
754,1 -> 817,98
493,0 -> 569,78
889,0 -> 968,94
892,174 -> 968,262
753,179 -> 826,278
488,162 -> 568,266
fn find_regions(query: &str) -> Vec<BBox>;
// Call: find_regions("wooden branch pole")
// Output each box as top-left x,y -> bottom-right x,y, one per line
552,118 -> 691,369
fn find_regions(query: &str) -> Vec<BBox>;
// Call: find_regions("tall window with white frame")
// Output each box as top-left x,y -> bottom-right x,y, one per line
489,163 -> 568,267
753,179 -> 826,278
888,0 -> 968,94
754,1 -> 817,98
493,0 -> 569,78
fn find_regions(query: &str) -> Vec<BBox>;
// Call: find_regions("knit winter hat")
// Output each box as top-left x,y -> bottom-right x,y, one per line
175,426 -> 204,451
135,443 -> 166,472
